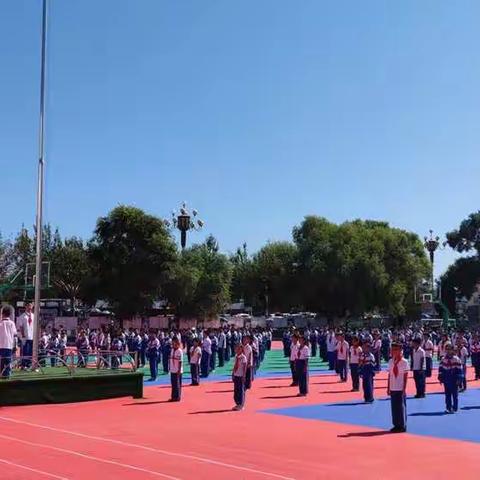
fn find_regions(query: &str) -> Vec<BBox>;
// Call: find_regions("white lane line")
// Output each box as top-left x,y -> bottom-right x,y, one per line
0,457 -> 70,480
0,416 -> 295,480
0,434 -> 181,480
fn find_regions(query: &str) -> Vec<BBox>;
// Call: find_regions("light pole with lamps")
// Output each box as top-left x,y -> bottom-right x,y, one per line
165,202 -> 204,249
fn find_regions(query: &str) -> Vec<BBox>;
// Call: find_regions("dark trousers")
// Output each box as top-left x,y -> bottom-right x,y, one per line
0,348 -> 13,378
327,351 -> 336,370
390,391 -> 407,430
170,372 -> 182,401
461,365 -> 467,390
290,360 -> 298,385
200,352 -> 210,377
413,370 -> 426,397
218,348 -> 225,367
245,366 -> 253,389
225,346 -> 230,362
162,353 -> 170,373
472,353 -> 480,379
266,340 -> 272,351
233,375 -> 245,407
362,373 -> 374,402
311,343 -> 317,357
425,357 -> 432,378
148,354 -> 158,379
190,363 -> 200,385
444,382 -> 459,412
210,349 -> 217,371
350,364 -> 360,390
374,351 -> 381,371
21,340 -> 33,368
337,359 -> 348,381
296,359 -> 309,395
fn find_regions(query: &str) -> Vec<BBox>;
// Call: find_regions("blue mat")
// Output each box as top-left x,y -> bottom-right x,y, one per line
263,388 -> 480,444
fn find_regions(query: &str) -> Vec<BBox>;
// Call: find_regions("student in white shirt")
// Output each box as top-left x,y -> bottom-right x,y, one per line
169,338 -> 183,402
0,308 -> 17,378
336,333 -> 349,382
289,335 -> 299,387
411,338 -> 426,398
17,302 -> 34,368
349,336 -> 362,392
242,335 -> 254,390
200,333 -> 212,378
296,336 -> 311,397
387,342 -> 409,433
189,338 -> 202,386
326,329 -> 337,370
422,334 -> 434,378
457,342 -> 469,392
232,344 -> 247,410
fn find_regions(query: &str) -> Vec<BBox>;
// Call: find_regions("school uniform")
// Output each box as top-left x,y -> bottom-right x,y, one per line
336,340 -> 349,382
147,338 -> 160,380
244,343 -> 254,390
438,354 -> 462,413
437,340 -> 448,361
0,317 -> 17,378
326,334 -> 337,370
48,336 -> 60,367
289,342 -> 299,386
201,336 -> 212,377
388,357 -> 409,431
458,346 -> 468,391
422,339 -> 434,378
310,331 -> 318,357
232,352 -> 247,408
111,338 -> 123,369
162,337 -> 172,374
218,331 -> 226,367
17,312 -> 34,368
225,331 -> 232,361
76,335 -> 89,368
283,332 -> 291,358
169,347 -> 183,401
372,338 -> 382,371
411,346 -> 426,398
296,345 -> 310,396
190,345 -> 202,385
470,341 -> 480,380
349,345 -> 362,391
359,351 -> 375,402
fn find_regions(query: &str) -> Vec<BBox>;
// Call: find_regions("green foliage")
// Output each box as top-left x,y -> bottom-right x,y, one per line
88,205 -> 177,318
165,235 -> 232,319
446,211 -> 480,253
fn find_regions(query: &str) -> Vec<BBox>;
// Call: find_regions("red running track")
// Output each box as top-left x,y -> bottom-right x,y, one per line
0,359 -> 479,479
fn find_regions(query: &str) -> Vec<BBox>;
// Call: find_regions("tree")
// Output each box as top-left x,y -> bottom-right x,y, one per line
50,236 -> 91,309
88,205 -> 177,318
292,216 -> 429,319
446,211 -> 480,253
165,235 -> 232,319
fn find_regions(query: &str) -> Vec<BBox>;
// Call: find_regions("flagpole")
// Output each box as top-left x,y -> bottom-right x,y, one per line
32,0 -> 48,366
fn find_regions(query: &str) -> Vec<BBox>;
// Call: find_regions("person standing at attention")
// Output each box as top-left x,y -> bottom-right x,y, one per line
17,302 -> 34,369
387,342 -> 409,433
232,344 -> 247,411
336,332 -> 349,382
0,308 -> 17,378
189,338 -> 202,386
296,336 -> 311,397
169,338 -> 183,402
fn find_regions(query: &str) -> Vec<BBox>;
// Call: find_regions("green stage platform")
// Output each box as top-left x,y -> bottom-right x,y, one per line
0,370 -> 144,406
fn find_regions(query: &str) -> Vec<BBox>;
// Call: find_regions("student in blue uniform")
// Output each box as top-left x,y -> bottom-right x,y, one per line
48,330 -> 60,367
296,336 -> 310,397
282,330 -> 291,358
289,335 -> 299,387
162,336 -> 172,374
146,331 -> 160,381
438,343 -> 463,414
387,342 -> 409,433
359,342 -> 375,403
201,333 -> 212,378
232,344 -> 247,411
310,330 -> 317,358
111,334 -> 123,369
349,336 -> 362,392
140,330 -> 148,368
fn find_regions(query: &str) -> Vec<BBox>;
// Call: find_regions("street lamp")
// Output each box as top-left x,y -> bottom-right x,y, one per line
424,230 -> 440,299
165,202 -> 204,249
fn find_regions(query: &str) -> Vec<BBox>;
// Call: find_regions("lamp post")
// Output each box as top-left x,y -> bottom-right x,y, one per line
32,0 -> 48,366
166,202 -> 204,249
424,230 -> 440,300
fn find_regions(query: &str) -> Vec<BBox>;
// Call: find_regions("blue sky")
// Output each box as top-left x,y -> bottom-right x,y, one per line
1,0 -> 479,276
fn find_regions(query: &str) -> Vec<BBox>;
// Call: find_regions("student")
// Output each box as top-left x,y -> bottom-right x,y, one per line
422,334 -> 434,378
243,335 -> 254,390
111,334 -> 123,370
0,308 -> 17,378
457,342 -> 469,392
387,342 -> 409,433
336,333 -> 349,382
372,332 -> 382,372
438,343 -> 462,414
296,336 -> 310,397
48,330 -> 60,367
470,334 -> 480,381
146,331 -> 160,381
232,344 -> 247,411
218,329 -> 226,367
190,338 -> 202,386
349,337 -> 362,392
411,338 -> 426,398
76,330 -> 90,368
169,338 -> 183,402
326,329 -> 337,370
200,332 -> 212,378
162,335 -> 172,375
359,342 -> 375,403
289,335 -> 299,387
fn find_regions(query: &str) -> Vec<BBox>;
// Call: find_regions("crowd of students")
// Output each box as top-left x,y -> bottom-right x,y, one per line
282,326 -> 480,432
